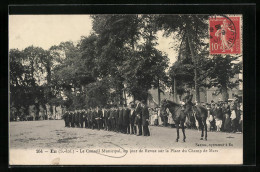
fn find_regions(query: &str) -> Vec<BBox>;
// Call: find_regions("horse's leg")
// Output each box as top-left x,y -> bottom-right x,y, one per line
200,120 -> 204,140
204,119 -> 207,141
176,122 -> 179,142
181,121 -> 186,142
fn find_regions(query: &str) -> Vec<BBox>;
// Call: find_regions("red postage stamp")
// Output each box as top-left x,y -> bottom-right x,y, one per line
209,15 -> 241,54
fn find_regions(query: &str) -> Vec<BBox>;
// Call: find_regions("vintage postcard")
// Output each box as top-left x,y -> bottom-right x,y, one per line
9,13 -> 243,165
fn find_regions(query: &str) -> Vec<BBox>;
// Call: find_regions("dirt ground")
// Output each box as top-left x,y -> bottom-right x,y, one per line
9,120 -> 243,150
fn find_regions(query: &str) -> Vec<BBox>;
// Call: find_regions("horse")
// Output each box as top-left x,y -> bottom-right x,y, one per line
160,99 -> 187,142
160,99 -> 208,142
183,101 -> 208,141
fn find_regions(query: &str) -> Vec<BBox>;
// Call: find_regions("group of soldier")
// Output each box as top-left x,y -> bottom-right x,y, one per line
62,100 -> 150,136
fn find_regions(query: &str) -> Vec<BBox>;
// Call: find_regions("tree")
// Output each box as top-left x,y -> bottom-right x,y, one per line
205,55 -> 242,101
155,14 -> 209,102
122,36 -> 169,102
84,78 -> 110,108
91,14 -> 143,104
92,14 -> 169,103
10,47 -> 48,119
51,40 -> 96,109
9,49 -> 27,108
169,60 -> 194,102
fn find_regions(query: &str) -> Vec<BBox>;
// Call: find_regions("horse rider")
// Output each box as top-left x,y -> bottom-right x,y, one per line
183,90 -> 193,104
180,101 -> 185,110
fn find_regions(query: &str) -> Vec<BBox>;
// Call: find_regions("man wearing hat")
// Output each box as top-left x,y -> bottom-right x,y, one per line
71,111 -> 75,127
183,90 -> 193,105
180,101 -> 185,110
109,106 -> 116,131
87,109 -> 92,129
107,107 -> 112,131
222,101 -> 231,132
95,107 -> 102,130
114,105 -> 120,132
79,110 -> 84,128
135,101 -> 143,136
75,110 -> 79,128
103,106 -> 109,131
141,100 -> 150,136
129,103 -> 137,134
215,103 -> 223,132
118,106 -> 124,133
123,105 -> 130,134
209,102 -> 216,131
68,111 -> 72,127
83,109 -> 88,128
91,108 -> 96,129
63,110 -> 68,127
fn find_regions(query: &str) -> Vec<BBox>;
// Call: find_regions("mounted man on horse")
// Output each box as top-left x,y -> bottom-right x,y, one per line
160,96 -> 208,142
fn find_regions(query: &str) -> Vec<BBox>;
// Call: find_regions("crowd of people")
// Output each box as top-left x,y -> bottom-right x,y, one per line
156,99 -> 243,133
204,100 -> 243,133
62,98 -> 243,135
62,100 -> 151,136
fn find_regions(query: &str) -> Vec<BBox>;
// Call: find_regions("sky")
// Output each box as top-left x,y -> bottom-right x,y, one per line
9,15 -> 178,65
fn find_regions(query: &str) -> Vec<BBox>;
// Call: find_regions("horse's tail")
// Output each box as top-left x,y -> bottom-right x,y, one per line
193,111 -> 200,130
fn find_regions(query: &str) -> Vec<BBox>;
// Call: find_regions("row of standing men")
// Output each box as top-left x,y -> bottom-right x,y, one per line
63,101 -> 150,136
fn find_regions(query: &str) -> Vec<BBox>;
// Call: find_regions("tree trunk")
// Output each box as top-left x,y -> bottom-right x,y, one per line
158,78 -> 161,106
222,86 -> 229,101
35,103 -> 39,120
187,33 -> 200,103
46,66 -> 51,85
173,77 -> 178,103
123,90 -> 127,106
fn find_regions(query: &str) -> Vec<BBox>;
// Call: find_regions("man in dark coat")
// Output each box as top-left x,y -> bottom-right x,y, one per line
92,108 -> 98,129
108,107 -> 114,131
123,105 -> 130,134
210,103 -> 217,131
68,111 -> 72,127
118,106 -> 124,133
183,91 -> 193,105
96,107 -> 103,130
66,111 -> 70,127
114,106 -> 119,132
215,103 -> 223,132
135,101 -> 143,136
129,103 -> 137,134
223,102 -> 231,132
141,101 -> 150,136
71,111 -> 75,127
236,105 -> 242,132
83,110 -> 88,128
87,109 -> 92,129
103,106 -> 109,131
74,110 -> 79,127
63,111 -> 68,127
79,110 -> 84,128
89,109 -> 95,129
106,108 -> 111,131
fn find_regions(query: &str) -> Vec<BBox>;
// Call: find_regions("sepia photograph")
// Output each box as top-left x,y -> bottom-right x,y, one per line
9,13 -> 243,165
